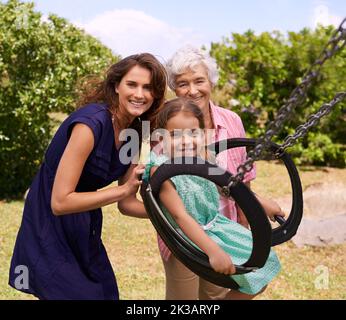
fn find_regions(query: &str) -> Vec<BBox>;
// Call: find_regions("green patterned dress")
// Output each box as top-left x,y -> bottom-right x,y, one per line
143,152 -> 281,295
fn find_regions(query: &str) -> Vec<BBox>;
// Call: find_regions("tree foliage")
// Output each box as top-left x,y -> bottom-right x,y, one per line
210,26 -> 346,167
0,0 -> 118,198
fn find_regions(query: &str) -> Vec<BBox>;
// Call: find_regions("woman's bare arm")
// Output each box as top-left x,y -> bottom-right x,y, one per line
236,182 -> 285,226
117,164 -> 148,219
51,123 -> 138,215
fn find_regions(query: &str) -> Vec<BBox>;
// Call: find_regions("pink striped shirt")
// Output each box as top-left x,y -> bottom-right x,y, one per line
156,101 -> 256,262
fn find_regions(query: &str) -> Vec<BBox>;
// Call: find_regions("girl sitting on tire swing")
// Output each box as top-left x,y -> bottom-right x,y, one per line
143,97 -> 285,300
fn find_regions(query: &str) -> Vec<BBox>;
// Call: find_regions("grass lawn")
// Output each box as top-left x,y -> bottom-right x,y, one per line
1,158 -> 345,300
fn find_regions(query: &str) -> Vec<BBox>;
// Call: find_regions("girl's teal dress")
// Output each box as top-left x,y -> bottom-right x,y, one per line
143,152 -> 281,295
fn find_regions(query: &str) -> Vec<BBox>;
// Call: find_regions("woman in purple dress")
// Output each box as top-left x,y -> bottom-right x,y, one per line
9,53 -> 167,300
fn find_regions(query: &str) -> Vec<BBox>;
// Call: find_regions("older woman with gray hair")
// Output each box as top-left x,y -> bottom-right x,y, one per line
158,45 -> 258,300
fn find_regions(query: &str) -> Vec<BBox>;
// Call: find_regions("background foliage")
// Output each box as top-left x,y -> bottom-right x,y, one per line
0,0 -> 118,198
210,27 -> 346,168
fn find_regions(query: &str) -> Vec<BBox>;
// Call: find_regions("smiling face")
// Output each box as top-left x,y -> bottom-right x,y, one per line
116,65 -> 154,121
164,111 -> 204,158
174,64 -> 212,113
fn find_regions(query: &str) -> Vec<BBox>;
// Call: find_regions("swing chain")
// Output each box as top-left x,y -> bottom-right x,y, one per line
226,18 -> 346,190
276,91 -> 346,154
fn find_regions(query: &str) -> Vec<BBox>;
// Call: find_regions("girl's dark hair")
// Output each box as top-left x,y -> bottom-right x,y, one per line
155,97 -> 205,130
77,53 -> 167,138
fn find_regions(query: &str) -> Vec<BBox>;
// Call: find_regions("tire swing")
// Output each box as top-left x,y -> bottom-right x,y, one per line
141,156 -> 272,289
141,138 -> 303,289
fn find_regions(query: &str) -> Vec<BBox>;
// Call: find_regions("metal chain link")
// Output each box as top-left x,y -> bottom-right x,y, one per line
227,18 -> 346,188
277,92 -> 346,153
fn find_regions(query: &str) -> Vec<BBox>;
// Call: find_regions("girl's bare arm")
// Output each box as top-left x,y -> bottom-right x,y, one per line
154,167 -> 235,274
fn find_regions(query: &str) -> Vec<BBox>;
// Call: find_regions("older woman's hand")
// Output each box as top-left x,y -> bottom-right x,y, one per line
258,196 -> 286,222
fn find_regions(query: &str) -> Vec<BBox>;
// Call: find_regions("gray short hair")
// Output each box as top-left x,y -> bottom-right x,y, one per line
166,45 -> 219,90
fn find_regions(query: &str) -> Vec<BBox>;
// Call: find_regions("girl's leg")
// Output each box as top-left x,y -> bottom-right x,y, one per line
224,290 -> 256,300
224,285 -> 267,300
198,277 -> 230,300
162,255 -> 199,300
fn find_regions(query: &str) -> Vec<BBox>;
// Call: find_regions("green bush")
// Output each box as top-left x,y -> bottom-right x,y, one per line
289,132 -> 346,167
0,0 -> 118,198
210,27 -> 346,167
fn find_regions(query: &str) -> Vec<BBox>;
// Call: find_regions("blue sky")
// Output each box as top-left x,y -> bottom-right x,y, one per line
15,0 -> 346,60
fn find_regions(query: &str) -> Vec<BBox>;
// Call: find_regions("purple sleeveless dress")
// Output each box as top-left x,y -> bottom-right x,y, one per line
9,104 -> 132,300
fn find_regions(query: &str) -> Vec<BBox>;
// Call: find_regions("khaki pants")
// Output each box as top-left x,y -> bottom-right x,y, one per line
162,254 -> 230,300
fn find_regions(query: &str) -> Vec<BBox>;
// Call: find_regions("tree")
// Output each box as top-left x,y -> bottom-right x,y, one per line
210,26 -> 346,167
0,0 -> 118,198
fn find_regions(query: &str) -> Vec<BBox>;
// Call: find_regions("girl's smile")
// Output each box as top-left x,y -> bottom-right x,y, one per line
164,112 -> 204,158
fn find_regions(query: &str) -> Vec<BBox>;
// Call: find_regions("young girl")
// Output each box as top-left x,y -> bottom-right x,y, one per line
144,97 -> 283,299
